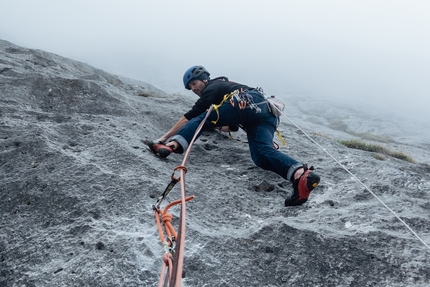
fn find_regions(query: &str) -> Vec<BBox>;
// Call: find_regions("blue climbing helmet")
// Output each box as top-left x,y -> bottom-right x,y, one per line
182,65 -> 210,90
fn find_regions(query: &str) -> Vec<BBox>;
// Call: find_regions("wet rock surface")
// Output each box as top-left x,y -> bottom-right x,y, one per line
1,39 -> 429,286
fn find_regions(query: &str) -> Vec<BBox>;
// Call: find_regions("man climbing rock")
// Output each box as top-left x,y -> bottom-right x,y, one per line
148,65 -> 320,206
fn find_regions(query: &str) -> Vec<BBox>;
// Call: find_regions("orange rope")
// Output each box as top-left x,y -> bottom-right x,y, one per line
158,253 -> 173,287
154,106 -> 214,286
154,195 -> 195,245
155,195 -> 194,287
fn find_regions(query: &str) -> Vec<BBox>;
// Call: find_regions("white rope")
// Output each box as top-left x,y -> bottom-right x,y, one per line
276,105 -> 430,251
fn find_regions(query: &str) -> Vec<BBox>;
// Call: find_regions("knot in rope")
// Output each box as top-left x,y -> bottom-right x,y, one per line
162,213 -> 173,225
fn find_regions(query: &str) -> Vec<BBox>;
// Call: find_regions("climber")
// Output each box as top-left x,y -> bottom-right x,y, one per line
148,65 -> 320,206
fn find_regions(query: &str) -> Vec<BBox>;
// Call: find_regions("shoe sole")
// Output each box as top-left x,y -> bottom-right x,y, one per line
285,198 -> 308,206
156,147 -> 172,158
147,141 -> 173,158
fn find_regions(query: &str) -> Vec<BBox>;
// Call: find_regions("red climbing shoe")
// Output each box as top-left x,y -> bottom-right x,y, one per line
285,165 -> 320,206
147,141 -> 173,158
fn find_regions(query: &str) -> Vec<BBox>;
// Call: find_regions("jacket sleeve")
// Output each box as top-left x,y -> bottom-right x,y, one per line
183,84 -> 219,120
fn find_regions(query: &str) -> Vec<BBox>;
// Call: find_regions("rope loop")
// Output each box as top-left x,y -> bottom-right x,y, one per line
158,253 -> 173,287
171,165 -> 188,182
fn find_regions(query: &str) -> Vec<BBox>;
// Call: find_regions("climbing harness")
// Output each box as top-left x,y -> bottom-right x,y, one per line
272,100 -> 430,252
211,88 -> 286,146
211,88 -> 261,125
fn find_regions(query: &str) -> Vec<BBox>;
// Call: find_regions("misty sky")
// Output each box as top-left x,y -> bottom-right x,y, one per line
1,0 -> 429,117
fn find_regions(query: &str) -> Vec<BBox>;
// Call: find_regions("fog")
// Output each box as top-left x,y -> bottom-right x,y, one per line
1,0 -> 429,119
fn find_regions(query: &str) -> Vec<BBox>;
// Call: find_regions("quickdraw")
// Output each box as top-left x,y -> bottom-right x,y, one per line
152,165 -> 188,211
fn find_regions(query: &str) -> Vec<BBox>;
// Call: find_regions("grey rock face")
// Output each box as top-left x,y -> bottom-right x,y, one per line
1,39 -> 429,286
